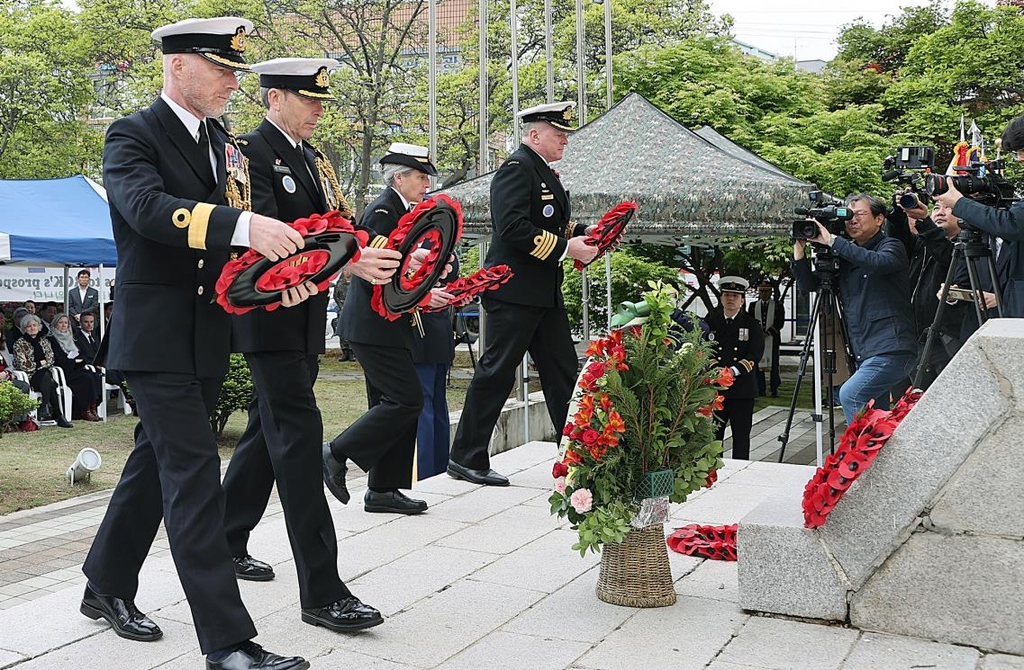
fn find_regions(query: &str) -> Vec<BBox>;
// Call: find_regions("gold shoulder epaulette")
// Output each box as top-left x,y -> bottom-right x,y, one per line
530,230 -> 558,260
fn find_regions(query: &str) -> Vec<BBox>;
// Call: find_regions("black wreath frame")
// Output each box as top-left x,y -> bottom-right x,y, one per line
382,202 -> 459,314
226,231 -> 361,308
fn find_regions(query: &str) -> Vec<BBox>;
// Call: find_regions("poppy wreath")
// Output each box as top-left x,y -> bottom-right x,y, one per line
421,265 -> 514,313
573,200 -> 638,270
216,211 -> 368,315
802,388 -> 923,529
370,194 -> 463,321
666,523 -> 738,561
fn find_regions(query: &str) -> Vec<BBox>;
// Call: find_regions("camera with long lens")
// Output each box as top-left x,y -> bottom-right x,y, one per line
791,189 -> 853,240
924,159 -> 1015,208
882,145 -> 935,209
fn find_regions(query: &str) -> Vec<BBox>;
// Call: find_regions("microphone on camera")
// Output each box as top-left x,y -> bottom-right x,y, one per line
794,207 -> 810,216
882,169 -> 902,182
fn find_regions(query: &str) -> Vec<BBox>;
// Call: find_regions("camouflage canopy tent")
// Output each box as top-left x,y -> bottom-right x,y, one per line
440,93 -> 811,244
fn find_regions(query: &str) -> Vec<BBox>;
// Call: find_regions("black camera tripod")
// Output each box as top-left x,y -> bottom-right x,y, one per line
777,248 -> 855,463
913,223 -> 1003,389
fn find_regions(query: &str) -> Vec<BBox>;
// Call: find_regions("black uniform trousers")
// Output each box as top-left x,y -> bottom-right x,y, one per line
221,352 -> 350,609
714,397 -> 756,461
450,299 -> 577,470
82,372 -> 256,654
329,342 -> 421,490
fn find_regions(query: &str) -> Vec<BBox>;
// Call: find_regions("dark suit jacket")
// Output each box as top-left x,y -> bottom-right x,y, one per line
952,197 -> 1024,318
482,144 -> 585,308
231,119 -> 331,355
74,329 -> 100,364
705,307 -> 765,400
68,286 -> 100,321
338,187 -> 418,349
102,97 -> 243,378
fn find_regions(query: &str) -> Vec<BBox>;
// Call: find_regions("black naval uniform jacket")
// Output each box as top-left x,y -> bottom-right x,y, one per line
705,307 -> 765,400
103,97 -> 241,379
231,119 -> 333,355
483,144 -> 586,308
337,187 -> 416,349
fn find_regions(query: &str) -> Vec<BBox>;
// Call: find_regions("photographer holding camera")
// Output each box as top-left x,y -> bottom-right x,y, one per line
931,118 -> 1024,318
791,194 -> 917,423
888,199 -> 966,387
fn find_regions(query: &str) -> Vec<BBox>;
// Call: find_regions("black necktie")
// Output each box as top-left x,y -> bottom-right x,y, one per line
408,203 -> 415,213
197,121 -> 213,181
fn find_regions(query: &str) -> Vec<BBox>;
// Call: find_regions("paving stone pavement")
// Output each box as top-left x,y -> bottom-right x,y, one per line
1,441 -> 1017,669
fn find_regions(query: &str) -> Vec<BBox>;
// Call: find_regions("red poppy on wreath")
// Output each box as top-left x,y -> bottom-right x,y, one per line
802,389 -> 922,528
573,200 -> 638,270
216,211 -> 367,315
704,469 -> 718,488
421,265 -> 514,313
666,524 -> 738,561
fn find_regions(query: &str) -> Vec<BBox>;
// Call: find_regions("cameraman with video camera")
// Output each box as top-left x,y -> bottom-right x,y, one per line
791,194 -> 917,423
888,199 -> 966,388
932,115 -> 1024,319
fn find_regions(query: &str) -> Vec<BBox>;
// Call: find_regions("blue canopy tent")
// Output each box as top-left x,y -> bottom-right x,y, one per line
0,175 -> 116,265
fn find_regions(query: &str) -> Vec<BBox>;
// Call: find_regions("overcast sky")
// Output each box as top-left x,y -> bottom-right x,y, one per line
710,0 -> 991,62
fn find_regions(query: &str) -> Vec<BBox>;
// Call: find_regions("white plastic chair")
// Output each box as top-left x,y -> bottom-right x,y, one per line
11,367 -> 71,423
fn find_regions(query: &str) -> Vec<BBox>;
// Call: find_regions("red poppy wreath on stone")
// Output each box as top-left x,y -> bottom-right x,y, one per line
370,194 -> 463,321
667,524 -> 738,561
216,211 -> 367,315
802,388 -> 922,529
573,200 -> 638,270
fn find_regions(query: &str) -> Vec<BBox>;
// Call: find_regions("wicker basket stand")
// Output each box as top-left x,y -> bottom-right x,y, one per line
595,523 -> 676,608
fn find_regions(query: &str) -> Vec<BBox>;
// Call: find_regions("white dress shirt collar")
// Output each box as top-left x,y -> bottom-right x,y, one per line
160,92 -> 205,141
266,117 -> 301,149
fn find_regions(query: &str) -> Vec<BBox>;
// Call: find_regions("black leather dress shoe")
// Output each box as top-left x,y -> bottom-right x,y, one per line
322,441 -> 350,504
232,555 -> 274,582
363,489 -> 427,515
301,596 -> 384,632
80,585 -> 162,642
447,461 -> 510,486
206,641 -> 309,670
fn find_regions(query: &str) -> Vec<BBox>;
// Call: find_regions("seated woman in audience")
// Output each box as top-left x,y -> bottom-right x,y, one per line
48,313 -> 102,422
12,314 -> 72,427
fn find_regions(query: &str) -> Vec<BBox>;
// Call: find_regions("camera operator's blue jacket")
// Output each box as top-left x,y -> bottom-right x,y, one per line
951,197 -> 1024,318
791,230 -> 916,364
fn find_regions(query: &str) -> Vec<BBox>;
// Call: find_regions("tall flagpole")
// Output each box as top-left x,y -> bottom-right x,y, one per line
428,0 -> 437,187
511,0 -> 520,147
576,0 -> 589,340
604,0 -> 612,109
545,0 -> 554,103
478,0 -> 489,352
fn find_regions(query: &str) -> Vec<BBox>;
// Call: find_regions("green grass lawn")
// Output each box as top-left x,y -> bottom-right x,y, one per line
0,350 -> 807,516
0,351 -> 480,516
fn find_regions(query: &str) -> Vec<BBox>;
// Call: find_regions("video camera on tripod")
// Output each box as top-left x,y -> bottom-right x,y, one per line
791,189 -> 852,241
882,146 -> 934,209
925,158 -> 1016,209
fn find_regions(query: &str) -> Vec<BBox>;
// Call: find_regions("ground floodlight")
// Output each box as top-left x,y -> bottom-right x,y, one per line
67,448 -> 101,484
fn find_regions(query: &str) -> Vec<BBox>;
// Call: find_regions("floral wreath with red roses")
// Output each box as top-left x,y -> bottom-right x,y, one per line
548,283 -> 732,555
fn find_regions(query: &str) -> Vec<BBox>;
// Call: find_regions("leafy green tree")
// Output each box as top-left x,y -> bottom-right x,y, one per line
0,0 -> 102,178
210,353 -> 254,435
561,251 -> 681,332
